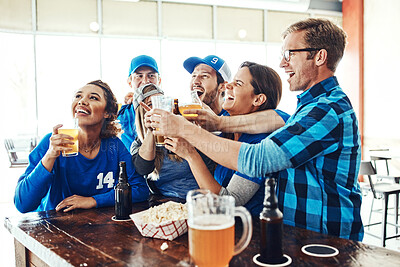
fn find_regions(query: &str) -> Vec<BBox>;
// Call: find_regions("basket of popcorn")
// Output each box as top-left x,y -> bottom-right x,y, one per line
130,201 -> 188,241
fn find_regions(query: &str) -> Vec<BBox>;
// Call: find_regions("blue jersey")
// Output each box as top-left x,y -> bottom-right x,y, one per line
14,133 -> 149,213
118,103 -> 137,151
153,148 -> 215,199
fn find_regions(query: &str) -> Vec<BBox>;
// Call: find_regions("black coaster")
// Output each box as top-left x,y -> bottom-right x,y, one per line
301,244 -> 339,257
253,254 -> 292,267
111,215 -> 132,222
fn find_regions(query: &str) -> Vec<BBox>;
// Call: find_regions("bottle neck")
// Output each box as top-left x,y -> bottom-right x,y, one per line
119,176 -> 127,183
173,99 -> 181,115
119,161 -> 127,183
263,178 -> 278,209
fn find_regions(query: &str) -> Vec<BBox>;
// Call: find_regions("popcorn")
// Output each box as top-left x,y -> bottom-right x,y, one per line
130,201 -> 188,240
141,202 -> 187,224
160,242 -> 169,251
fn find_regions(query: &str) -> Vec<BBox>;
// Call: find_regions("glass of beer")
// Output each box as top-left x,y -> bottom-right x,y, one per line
179,90 -> 202,118
58,118 -> 79,157
186,189 -> 252,267
151,95 -> 173,146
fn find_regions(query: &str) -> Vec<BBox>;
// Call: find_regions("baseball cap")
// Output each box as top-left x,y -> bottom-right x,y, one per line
183,55 -> 231,82
132,83 -> 164,110
128,55 -> 159,77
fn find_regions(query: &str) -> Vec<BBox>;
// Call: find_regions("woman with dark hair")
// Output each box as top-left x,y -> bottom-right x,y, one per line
165,62 -> 289,215
14,80 -> 149,213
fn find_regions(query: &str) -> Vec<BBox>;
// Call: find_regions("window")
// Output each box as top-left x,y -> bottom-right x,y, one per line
217,7 -> 264,42
160,39 -> 215,98
37,0 -> 97,33
101,38 -> 161,101
267,11 -> 309,43
0,33 -> 36,137
162,3 -> 212,39
35,35 -> 100,136
0,0 -> 32,31
216,42 -> 267,72
102,0 -> 158,36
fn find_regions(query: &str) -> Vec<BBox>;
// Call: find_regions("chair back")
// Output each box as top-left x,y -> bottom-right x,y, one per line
359,160 -> 377,199
4,138 -> 18,162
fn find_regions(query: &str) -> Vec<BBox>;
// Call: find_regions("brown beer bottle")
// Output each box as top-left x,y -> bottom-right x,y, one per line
115,161 -> 132,220
167,99 -> 181,155
172,98 -> 181,115
259,178 -> 284,264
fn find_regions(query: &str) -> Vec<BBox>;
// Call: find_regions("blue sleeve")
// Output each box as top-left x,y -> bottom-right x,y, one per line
92,139 -> 149,207
14,133 -> 55,213
233,133 -> 268,184
238,138 -> 292,177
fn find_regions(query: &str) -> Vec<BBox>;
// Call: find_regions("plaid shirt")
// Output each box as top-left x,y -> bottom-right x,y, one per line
268,76 -> 363,241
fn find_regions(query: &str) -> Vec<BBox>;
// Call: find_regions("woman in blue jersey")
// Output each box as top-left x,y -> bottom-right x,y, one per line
14,80 -> 149,213
131,84 -> 215,199
164,62 -> 289,216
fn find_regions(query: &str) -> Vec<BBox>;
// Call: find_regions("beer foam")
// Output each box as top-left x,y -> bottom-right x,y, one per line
189,215 -> 234,230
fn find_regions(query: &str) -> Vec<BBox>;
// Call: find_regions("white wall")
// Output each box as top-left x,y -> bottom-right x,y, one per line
364,0 -> 400,169
364,0 -> 400,150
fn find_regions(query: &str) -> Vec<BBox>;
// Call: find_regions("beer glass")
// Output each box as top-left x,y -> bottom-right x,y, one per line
151,95 -> 173,146
186,189 -> 252,267
58,118 -> 79,157
179,90 -> 202,118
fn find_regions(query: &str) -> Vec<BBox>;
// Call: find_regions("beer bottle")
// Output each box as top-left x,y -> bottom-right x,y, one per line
167,99 -> 181,155
115,161 -> 132,220
259,178 -> 284,264
173,98 -> 181,115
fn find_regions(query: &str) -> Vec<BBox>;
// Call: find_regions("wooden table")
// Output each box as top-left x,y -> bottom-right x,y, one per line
4,196 -> 400,267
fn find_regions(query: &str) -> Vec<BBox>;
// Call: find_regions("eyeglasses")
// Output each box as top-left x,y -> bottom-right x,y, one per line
281,48 -> 322,62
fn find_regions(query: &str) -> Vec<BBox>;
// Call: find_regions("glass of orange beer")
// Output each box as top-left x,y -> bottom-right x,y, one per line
151,95 -> 173,146
58,118 -> 79,157
179,90 -> 202,118
186,189 -> 252,267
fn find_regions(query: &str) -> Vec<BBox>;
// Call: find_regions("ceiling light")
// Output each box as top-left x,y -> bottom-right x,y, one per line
238,29 -> 247,39
89,22 -> 100,32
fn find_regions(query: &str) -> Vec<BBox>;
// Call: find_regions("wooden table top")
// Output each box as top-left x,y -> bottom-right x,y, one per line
4,196 -> 400,267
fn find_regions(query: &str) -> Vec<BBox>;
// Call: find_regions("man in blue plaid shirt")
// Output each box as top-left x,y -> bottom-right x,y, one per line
239,18 -> 363,241
149,18 -> 363,241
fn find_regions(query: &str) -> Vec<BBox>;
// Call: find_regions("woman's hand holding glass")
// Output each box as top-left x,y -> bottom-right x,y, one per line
47,124 -> 76,159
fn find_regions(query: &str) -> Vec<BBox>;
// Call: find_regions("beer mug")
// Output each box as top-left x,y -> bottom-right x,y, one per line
187,189 -> 252,267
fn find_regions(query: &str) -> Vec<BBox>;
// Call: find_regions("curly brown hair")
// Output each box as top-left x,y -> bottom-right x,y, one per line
86,80 -> 121,138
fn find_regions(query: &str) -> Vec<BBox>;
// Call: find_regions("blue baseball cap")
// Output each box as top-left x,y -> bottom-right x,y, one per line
128,55 -> 159,77
183,55 -> 231,82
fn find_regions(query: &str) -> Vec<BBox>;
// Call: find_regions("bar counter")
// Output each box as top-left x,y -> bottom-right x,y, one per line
4,196 -> 400,266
